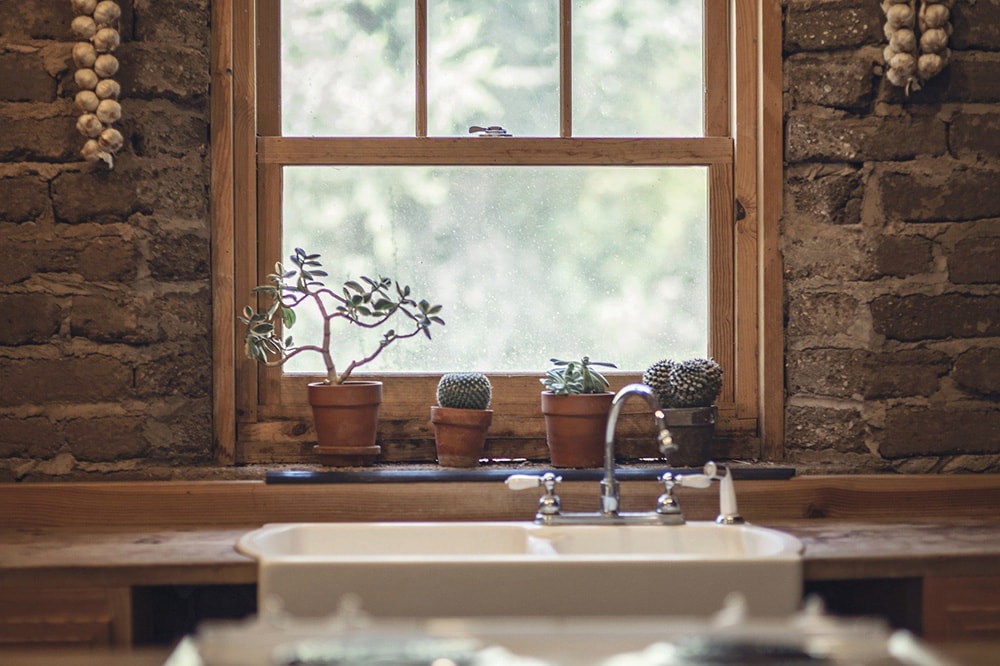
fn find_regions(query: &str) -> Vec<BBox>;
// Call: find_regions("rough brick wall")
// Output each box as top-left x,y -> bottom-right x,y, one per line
0,1 -> 997,479
783,0 -> 1000,472
0,1 -> 213,479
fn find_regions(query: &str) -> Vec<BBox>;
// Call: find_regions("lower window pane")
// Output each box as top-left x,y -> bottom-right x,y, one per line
282,166 -> 708,373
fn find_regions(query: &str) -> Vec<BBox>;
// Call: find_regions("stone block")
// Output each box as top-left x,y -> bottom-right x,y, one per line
134,0 -> 210,46
785,404 -> 869,454
52,168 -> 144,224
871,293 -> 1000,341
874,235 -> 934,277
950,112 -> 1000,161
70,292 -> 159,345
0,114 -> 80,163
0,293 -> 61,345
65,417 -> 149,462
134,345 -> 211,398
77,236 -> 140,282
148,231 -> 210,281
948,235 -> 1000,284
953,348 -> 1000,398
0,357 -> 132,406
0,416 -> 63,458
117,43 -> 210,101
881,407 -> 1000,458
784,164 -> 865,225
786,291 -> 866,340
941,53 -> 1000,104
786,348 -> 869,398
863,349 -> 951,399
880,166 -> 1000,222
0,52 -> 56,102
951,1 -> 1000,50
785,0 -> 883,52
129,100 -> 208,158
0,175 -> 50,223
786,111 -> 946,163
784,51 -> 876,111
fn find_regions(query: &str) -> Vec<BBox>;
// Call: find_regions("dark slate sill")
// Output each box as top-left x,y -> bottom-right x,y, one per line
266,465 -> 795,484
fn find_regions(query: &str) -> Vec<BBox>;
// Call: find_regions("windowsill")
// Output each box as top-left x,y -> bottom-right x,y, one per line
264,463 -> 796,484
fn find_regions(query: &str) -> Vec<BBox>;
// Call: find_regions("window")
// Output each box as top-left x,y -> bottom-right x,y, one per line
211,0 -> 783,465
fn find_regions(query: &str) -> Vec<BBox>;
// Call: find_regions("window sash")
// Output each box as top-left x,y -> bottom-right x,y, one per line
216,0 -> 780,465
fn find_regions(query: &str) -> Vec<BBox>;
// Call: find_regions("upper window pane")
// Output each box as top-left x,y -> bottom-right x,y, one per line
573,0 -> 704,137
428,1 -> 559,136
281,1 -> 415,136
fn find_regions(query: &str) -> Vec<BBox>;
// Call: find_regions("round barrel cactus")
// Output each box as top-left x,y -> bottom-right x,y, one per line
436,372 -> 492,410
643,358 -> 722,408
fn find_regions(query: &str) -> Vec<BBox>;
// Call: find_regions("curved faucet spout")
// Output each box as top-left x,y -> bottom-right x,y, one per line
600,383 -> 671,515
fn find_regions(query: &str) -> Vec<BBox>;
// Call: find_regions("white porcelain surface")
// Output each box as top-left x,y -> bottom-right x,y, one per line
237,521 -> 803,619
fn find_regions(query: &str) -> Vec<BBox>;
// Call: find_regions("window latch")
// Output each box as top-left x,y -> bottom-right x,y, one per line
469,125 -> 512,137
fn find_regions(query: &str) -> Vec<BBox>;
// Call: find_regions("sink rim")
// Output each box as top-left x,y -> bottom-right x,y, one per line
237,520 -> 804,563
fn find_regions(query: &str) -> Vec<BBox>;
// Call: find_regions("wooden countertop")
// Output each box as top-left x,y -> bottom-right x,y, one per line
1,476 -> 999,587
2,519 -> 1000,588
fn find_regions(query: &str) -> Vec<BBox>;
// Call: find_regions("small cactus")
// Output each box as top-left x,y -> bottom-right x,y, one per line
643,357 -> 723,408
436,372 -> 492,410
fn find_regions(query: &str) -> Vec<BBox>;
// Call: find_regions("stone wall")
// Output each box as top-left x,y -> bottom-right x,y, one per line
0,1 -> 213,479
783,0 -> 1000,472
0,1 -> 997,479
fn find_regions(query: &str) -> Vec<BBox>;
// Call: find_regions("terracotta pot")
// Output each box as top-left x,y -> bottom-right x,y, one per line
540,391 -> 614,468
662,405 -> 718,468
308,381 -> 382,466
430,406 -> 493,468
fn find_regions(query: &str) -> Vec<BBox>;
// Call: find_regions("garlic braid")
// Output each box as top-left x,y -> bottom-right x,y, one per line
882,0 -> 953,94
71,0 -> 124,168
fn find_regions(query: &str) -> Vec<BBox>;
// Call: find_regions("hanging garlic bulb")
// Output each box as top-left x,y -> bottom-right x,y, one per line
72,41 -> 97,68
71,15 -> 97,39
92,27 -> 120,52
69,0 -> 124,168
95,78 -> 121,100
93,0 -> 121,26
96,99 -> 122,124
75,90 -> 100,113
916,0 -> 953,83
71,0 -> 98,14
76,113 -> 104,138
93,54 -> 119,78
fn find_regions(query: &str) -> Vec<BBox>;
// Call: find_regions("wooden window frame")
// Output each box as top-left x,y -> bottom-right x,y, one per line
210,0 -> 784,465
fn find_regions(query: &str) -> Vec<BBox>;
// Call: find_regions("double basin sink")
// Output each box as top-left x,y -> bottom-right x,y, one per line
237,520 -> 803,619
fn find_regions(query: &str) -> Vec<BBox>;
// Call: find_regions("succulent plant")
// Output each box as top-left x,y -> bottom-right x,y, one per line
541,357 -> 617,395
239,248 -> 444,385
437,372 -> 493,410
643,357 -> 723,408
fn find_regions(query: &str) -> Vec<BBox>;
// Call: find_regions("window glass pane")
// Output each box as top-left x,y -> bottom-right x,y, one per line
573,0 -> 704,137
281,1 -> 415,136
282,166 -> 708,373
428,1 -> 559,136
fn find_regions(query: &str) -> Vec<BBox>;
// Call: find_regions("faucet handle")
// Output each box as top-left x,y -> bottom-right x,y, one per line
506,473 -> 562,518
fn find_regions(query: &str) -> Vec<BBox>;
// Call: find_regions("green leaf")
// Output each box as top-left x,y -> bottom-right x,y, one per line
345,280 -> 364,293
281,306 -> 296,328
252,323 -> 274,335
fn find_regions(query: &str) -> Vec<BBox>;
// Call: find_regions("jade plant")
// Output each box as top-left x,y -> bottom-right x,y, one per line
643,357 -> 723,408
240,248 -> 444,385
541,357 -> 617,395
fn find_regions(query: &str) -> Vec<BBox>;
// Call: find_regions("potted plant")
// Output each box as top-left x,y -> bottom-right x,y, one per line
240,247 -> 444,466
430,372 -> 493,468
540,357 -> 617,468
642,357 -> 723,467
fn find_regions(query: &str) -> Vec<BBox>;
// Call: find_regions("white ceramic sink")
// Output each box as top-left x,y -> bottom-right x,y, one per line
237,521 -> 803,619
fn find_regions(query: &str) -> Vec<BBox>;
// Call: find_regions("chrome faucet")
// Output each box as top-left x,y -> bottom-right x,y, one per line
506,383 -> 686,526
600,383 -> 674,515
